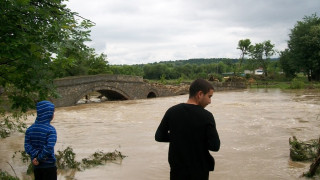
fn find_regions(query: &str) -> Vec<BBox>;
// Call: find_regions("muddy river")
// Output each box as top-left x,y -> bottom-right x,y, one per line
1,88 -> 320,180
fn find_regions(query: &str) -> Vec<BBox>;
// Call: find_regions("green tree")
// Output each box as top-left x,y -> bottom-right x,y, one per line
284,14 -> 320,81
143,64 -> 170,79
249,40 -> 276,77
49,16 -> 111,78
279,49 -> 297,78
237,39 -> 252,69
0,0 -> 99,111
51,48 -> 110,78
176,64 -> 193,78
0,0 -> 97,137
223,59 -> 237,75
110,65 -> 144,76
86,54 -> 112,75
217,62 -> 227,74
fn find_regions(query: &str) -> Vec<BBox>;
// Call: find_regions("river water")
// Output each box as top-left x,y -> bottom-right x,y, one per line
1,88 -> 320,180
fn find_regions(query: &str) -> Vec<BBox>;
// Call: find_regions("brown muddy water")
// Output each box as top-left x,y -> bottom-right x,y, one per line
1,88 -> 320,180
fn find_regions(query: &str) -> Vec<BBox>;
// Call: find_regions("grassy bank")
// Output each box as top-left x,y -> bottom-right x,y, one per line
248,75 -> 320,90
146,75 -> 320,90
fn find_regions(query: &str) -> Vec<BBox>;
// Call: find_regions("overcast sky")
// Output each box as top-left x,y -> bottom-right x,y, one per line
65,0 -> 320,65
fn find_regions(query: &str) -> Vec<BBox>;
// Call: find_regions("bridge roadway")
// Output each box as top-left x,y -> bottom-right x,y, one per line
52,74 -> 170,107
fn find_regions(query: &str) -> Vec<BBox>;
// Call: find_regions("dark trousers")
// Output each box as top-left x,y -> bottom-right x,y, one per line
34,166 -> 57,180
170,169 -> 209,180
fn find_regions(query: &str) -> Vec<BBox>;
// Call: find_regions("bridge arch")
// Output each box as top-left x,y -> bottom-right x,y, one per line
147,92 -> 157,98
75,86 -> 131,105
146,88 -> 159,98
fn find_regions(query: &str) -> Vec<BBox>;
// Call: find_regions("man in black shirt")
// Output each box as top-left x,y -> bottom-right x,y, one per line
155,79 -> 220,180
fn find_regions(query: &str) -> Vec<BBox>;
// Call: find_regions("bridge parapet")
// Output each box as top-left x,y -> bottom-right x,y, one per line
54,74 -> 143,87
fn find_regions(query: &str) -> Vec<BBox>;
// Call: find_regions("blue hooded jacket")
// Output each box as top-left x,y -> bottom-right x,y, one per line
24,100 -> 57,168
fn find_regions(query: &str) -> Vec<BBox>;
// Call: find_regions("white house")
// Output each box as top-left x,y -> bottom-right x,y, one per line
254,68 -> 264,75
244,68 -> 264,75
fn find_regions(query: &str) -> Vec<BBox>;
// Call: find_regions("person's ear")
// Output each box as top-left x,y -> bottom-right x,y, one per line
197,91 -> 204,98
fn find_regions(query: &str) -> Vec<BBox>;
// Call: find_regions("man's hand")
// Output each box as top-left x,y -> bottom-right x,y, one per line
32,158 -> 39,166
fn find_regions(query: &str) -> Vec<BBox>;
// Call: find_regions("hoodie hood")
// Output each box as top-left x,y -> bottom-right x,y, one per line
35,100 -> 55,124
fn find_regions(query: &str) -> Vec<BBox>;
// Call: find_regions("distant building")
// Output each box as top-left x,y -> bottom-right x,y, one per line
254,68 -> 264,75
243,68 -> 263,75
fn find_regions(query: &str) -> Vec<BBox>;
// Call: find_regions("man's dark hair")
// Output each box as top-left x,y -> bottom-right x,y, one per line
189,79 -> 214,98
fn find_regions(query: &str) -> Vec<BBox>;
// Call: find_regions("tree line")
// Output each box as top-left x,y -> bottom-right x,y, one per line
108,58 -> 281,82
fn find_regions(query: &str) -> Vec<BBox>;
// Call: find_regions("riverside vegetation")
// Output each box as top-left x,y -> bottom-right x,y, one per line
1,147 -> 125,179
289,136 -> 320,177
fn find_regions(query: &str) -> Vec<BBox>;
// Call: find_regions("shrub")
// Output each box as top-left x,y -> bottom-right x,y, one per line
289,78 -> 305,89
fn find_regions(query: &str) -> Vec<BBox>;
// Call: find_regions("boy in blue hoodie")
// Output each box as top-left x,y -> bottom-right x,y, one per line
25,100 -> 57,180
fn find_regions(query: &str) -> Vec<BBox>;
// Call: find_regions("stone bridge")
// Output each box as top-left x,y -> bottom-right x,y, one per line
52,74 -> 247,107
52,74 -> 171,107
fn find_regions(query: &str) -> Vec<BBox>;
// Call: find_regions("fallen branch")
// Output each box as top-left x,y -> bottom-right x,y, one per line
289,136 -> 319,161
307,155 -> 320,177
6,161 -> 18,178
304,138 -> 320,177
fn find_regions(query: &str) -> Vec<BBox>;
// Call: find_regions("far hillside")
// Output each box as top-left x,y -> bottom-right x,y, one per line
151,58 -> 279,66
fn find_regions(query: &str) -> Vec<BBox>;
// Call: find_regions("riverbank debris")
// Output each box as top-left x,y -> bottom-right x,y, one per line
12,146 -> 126,179
289,136 -> 320,177
54,146 -> 126,171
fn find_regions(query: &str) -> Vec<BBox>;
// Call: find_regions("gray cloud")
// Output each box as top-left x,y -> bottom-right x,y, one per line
66,0 -> 320,64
